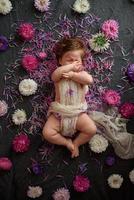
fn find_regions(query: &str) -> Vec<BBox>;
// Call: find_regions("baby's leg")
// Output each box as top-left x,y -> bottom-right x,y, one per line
72,113 -> 97,158
42,114 -> 74,152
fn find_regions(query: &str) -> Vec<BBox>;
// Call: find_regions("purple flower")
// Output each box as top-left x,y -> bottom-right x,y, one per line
73,175 -> 91,192
105,156 -> 115,166
126,64 -> 134,82
0,35 -> 8,52
32,163 -> 42,175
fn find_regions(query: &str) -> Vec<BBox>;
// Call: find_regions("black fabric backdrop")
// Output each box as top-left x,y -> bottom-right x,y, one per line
0,0 -> 134,200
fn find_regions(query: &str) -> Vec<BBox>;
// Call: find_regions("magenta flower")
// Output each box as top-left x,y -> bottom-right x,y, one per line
0,100 -> 8,117
18,23 -> 35,41
0,35 -> 8,52
101,19 -> 119,40
73,175 -> 91,192
119,102 -> 134,118
0,157 -> 12,171
22,54 -> 39,72
102,89 -> 121,106
52,187 -> 70,200
12,133 -> 30,152
38,52 -> 47,60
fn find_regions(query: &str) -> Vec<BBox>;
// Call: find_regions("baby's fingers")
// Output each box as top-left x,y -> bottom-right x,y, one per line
74,65 -> 82,72
62,73 -> 69,78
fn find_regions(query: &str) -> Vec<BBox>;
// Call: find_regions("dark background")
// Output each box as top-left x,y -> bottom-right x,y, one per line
0,0 -> 134,200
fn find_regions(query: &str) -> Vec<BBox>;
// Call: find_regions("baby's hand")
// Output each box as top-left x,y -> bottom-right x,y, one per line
72,61 -> 83,72
62,71 -> 74,79
61,61 -> 83,73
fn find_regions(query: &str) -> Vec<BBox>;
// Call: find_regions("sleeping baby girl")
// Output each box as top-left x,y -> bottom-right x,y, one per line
42,37 -> 97,158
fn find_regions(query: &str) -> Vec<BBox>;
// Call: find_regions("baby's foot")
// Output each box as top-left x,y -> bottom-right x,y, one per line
66,139 -> 74,152
71,145 -> 79,158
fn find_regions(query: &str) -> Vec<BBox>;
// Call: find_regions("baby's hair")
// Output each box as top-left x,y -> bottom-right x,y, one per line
55,37 -> 86,61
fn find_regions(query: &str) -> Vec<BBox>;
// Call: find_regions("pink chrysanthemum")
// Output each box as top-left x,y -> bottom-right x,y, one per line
102,89 -> 121,106
73,175 -> 91,192
38,52 -> 47,60
101,19 -> 119,40
12,133 -> 30,152
0,157 -> 12,171
18,23 -> 35,41
0,100 -> 8,117
34,0 -> 50,12
52,187 -> 70,200
119,102 -> 134,118
22,54 -> 39,72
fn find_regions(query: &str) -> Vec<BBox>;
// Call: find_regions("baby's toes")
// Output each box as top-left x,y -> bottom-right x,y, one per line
71,147 -> 79,158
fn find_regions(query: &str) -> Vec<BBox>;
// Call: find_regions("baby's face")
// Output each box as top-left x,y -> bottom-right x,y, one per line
59,50 -> 83,65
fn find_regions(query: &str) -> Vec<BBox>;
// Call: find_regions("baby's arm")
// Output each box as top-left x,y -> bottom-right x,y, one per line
63,71 -> 93,85
51,61 -> 82,82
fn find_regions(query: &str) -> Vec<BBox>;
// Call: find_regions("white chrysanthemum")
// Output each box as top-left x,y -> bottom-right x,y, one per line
89,33 -> 110,52
0,0 -> 12,15
12,109 -> 27,125
19,79 -> 38,96
73,0 -> 90,14
129,169 -> 134,184
34,0 -> 50,12
107,174 -> 123,189
52,187 -> 70,200
27,186 -> 43,198
89,134 -> 108,153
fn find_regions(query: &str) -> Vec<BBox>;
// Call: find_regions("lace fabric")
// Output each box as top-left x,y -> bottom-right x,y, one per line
48,79 -> 88,136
